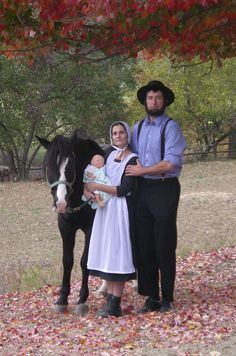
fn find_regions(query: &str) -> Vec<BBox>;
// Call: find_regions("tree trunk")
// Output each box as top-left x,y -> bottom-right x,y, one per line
6,150 -> 17,178
228,130 -> 236,159
213,145 -> 217,159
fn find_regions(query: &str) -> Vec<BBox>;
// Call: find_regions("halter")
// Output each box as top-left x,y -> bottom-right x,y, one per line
46,155 -> 92,213
49,179 -> 75,194
48,176 -> 92,213
46,154 -> 76,195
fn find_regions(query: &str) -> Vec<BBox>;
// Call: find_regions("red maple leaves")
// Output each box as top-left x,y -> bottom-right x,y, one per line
0,245 -> 235,354
0,0 -> 235,61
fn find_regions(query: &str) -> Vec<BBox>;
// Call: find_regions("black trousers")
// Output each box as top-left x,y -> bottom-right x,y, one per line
135,177 -> 180,302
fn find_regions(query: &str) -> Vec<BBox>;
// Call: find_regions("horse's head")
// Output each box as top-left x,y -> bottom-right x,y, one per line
36,134 -> 76,213
36,131 -> 104,214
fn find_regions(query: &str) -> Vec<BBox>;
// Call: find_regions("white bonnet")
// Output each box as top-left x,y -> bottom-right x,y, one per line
109,121 -> 131,146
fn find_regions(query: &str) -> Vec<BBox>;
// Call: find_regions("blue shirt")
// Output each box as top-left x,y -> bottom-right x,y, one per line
131,113 -> 187,179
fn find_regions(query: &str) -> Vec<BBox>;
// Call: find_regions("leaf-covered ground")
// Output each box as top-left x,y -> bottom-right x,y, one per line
1,245 -> 235,355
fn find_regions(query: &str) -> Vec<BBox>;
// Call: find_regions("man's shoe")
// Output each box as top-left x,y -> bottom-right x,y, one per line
137,297 -> 161,314
160,300 -> 175,313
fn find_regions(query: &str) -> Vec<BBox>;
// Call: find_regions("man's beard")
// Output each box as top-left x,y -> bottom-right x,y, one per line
145,105 -> 166,117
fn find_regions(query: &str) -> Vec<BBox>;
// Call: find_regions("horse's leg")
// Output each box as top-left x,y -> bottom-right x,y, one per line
74,228 -> 91,315
54,220 -> 76,313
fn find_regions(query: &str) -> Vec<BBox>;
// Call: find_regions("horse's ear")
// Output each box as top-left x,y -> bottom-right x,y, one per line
35,135 -> 51,149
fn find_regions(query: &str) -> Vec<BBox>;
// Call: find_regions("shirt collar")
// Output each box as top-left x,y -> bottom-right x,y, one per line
144,113 -> 169,127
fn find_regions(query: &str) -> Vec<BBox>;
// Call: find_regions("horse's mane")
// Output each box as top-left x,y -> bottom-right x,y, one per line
70,129 -> 105,159
44,130 -> 104,182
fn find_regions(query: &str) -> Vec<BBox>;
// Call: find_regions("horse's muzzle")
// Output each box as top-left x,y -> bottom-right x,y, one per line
56,201 -> 67,214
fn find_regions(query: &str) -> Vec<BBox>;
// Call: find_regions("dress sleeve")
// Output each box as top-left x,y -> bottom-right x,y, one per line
117,156 -> 138,197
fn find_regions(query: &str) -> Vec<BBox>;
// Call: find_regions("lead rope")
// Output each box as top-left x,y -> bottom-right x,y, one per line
66,197 -> 93,213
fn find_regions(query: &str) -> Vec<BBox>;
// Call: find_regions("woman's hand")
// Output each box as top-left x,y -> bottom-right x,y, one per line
83,186 -> 96,201
125,160 -> 144,176
86,182 -> 98,193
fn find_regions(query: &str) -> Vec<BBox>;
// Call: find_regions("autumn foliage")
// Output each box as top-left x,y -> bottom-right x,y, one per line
0,0 -> 236,62
0,246 -> 235,353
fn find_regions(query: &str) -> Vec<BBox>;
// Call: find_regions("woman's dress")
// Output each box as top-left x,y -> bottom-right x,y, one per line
87,150 -> 137,281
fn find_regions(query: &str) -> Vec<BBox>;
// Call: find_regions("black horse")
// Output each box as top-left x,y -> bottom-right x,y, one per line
37,129 -> 105,314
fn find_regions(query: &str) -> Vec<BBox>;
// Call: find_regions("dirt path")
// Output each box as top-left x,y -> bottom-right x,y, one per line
177,160 -> 236,255
0,160 -> 235,282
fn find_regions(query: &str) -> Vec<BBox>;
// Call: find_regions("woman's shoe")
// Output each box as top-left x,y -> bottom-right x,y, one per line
98,293 -> 112,317
99,295 -> 122,318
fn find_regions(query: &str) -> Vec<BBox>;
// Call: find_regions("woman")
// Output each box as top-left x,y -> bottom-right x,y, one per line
85,121 -> 137,317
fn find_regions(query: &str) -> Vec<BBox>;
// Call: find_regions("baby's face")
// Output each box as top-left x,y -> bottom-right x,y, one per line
91,155 -> 104,168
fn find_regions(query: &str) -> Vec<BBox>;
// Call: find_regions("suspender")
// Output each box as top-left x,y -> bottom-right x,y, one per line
137,119 -> 145,142
137,118 -> 172,160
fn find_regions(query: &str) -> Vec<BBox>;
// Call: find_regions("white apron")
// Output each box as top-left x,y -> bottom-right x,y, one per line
87,150 -> 136,274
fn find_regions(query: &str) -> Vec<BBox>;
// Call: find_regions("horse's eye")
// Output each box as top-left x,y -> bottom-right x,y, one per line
51,186 -> 57,195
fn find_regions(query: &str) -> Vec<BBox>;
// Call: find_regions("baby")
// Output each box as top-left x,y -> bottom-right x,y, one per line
82,154 -> 111,209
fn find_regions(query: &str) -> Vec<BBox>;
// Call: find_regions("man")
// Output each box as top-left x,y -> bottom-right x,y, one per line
126,80 -> 186,313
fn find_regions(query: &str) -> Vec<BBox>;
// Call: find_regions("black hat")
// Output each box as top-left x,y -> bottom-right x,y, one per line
137,80 -> 175,106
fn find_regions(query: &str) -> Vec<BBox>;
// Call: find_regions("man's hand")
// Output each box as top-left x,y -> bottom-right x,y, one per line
125,160 -> 144,176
